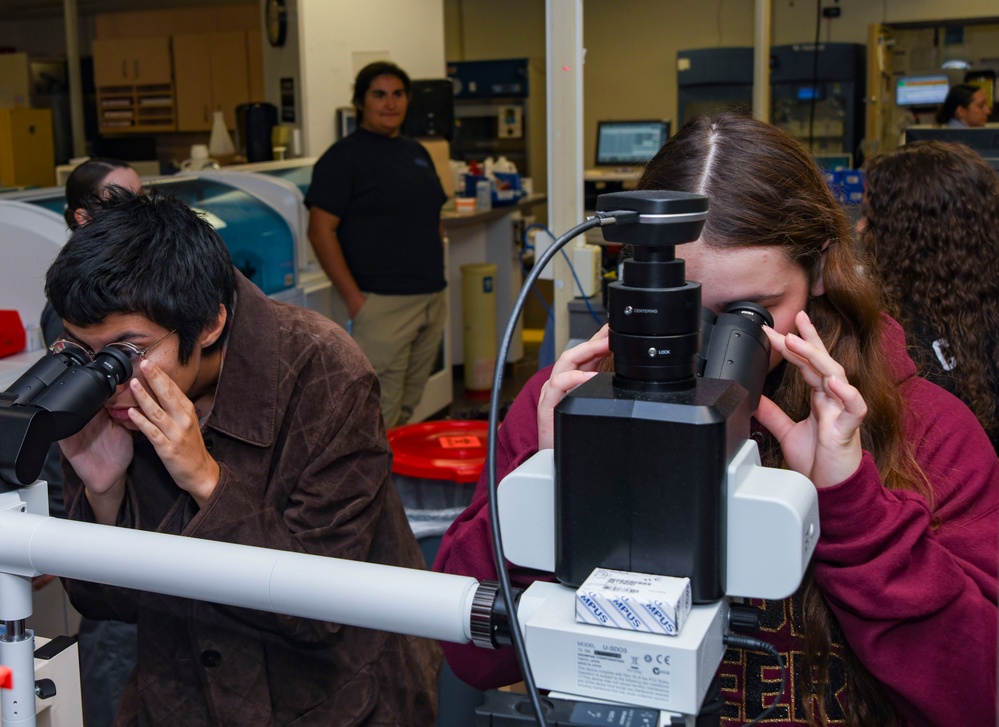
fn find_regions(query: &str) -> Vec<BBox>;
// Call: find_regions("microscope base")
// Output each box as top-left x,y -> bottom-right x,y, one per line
518,582 -> 728,717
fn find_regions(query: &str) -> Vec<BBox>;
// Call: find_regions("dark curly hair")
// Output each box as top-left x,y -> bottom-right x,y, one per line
861,140 -> 999,444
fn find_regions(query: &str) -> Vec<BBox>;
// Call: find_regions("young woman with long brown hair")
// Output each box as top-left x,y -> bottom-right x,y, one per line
434,114 -> 998,726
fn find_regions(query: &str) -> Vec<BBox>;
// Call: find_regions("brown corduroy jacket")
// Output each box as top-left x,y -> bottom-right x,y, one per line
62,272 -> 441,726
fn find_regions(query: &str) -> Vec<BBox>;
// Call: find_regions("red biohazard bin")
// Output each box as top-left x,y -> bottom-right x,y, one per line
387,420 -> 487,543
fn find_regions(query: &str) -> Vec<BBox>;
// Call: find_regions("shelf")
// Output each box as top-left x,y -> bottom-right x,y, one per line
97,83 -> 176,134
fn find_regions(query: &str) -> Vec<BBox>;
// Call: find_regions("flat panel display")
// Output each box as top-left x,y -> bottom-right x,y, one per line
896,75 -> 950,106
595,120 -> 670,167
903,127 -> 999,171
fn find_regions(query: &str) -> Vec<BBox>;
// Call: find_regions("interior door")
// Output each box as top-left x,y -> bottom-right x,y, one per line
173,33 -> 214,131
866,23 -> 897,159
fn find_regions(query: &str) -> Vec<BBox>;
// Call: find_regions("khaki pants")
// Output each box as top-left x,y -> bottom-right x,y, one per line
331,289 -> 446,429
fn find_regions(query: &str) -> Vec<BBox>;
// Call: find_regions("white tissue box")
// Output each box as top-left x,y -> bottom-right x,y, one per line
575,568 -> 692,636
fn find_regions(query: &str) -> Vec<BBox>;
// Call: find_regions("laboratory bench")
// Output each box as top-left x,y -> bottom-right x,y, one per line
441,193 -> 547,368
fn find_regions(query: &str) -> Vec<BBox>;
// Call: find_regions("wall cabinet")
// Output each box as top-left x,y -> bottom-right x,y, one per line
173,31 -> 253,132
92,37 -> 172,86
93,37 -> 176,133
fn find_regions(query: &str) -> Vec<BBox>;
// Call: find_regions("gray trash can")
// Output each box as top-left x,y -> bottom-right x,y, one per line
387,420 -> 488,727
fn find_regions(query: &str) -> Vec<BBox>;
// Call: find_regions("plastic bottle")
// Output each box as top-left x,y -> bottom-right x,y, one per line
475,179 -> 492,211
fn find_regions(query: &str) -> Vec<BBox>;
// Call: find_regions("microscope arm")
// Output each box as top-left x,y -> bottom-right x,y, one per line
0,510 -> 480,643
0,505 -> 483,727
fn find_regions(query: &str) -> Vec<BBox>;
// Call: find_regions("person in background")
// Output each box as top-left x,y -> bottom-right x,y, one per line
860,140 -> 999,449
40,158 -> 144,345
306,61 -> 447,429
434,114 -> 998,726
35,157 -> 143,727
47,189 -> 441,725
934,83 -> 992,128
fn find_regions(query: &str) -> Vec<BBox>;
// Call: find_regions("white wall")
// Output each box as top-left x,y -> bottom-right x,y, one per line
262,0 -> 446,157
885,0 -> 999,24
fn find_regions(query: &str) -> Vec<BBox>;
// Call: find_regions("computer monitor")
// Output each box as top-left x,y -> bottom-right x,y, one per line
903,127 -> 999,171
595,120 -> 670,167
814,153 -> 853,172
895,75 -> 950,107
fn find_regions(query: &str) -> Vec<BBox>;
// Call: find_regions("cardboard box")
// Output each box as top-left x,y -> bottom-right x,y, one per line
575,568 -> 692,636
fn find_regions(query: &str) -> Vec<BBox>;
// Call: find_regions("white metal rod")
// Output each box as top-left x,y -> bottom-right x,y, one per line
0,511 -> 479,644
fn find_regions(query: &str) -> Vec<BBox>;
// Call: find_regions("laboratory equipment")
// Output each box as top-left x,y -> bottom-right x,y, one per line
677,44 -> 867,161
676,47 -> 754,127
0,192 -> 818,726
236,102 -> 279,162
770,43 -> 866,159
1,174 -> 299,301
447,58 -> 546,190
404,79 -> 455,141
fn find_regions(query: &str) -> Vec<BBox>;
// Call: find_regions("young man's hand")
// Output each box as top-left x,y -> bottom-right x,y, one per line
59,408 -> 133,524
127,359 -> 220,508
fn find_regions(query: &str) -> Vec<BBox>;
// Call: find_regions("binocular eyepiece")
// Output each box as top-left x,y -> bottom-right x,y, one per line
1,346 -> 133,485
698,302 -> 773,412
8,346 -> 134,435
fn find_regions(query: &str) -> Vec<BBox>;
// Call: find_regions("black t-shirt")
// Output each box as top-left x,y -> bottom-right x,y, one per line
305,128 -> 447,295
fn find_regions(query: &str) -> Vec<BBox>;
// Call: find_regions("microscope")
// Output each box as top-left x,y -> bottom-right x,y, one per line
484,191 -> 820,724
1,344 -> 133,726
0,191 -> 818,727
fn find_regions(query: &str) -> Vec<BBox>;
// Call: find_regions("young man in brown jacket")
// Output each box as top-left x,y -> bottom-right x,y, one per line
46,190 -> 441,726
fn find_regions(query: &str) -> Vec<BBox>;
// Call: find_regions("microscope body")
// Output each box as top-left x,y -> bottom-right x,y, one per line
554,373 -> 751,603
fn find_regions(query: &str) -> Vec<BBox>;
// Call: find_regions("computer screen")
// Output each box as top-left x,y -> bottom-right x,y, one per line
595,120 -> 670,167
814,153 -> 853,172
896,75 -> 950,107
903,127 -> 999,171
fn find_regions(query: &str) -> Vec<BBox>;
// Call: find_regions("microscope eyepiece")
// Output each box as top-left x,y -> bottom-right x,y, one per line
1,346 -> 133,485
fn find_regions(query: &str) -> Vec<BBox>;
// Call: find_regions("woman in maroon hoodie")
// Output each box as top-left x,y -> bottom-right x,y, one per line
435,114 -> 998,727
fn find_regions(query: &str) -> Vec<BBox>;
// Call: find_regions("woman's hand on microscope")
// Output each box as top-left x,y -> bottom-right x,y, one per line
756,311 -> 867,489
537,324 -> 610,450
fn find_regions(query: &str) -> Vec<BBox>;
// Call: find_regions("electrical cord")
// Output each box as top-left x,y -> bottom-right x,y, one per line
523,222 -> 606,328
519,224 -> 555,321
486,209 -> 639,727
723,633 -> 788,726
